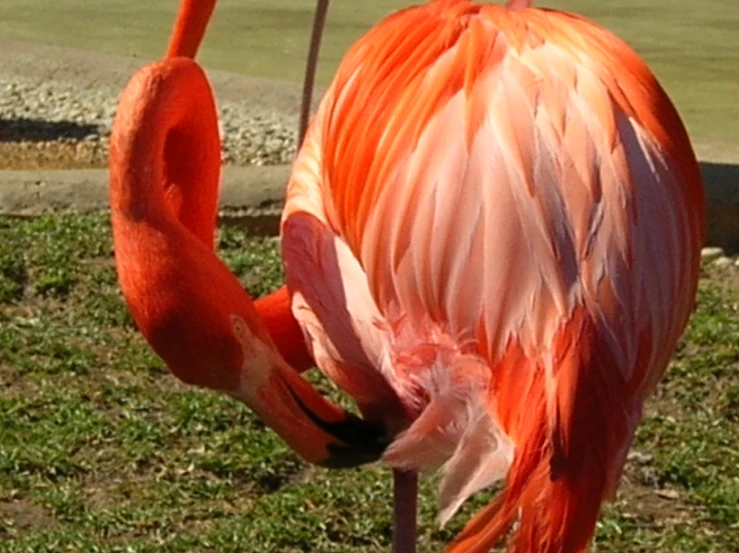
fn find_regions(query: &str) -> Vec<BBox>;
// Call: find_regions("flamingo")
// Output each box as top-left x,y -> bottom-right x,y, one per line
109,0 -> 385,470
110,1 -> 705,552
281,0 -> 704,551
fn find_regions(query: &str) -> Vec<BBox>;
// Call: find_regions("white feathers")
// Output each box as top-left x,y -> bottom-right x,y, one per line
381,349 -> 514,525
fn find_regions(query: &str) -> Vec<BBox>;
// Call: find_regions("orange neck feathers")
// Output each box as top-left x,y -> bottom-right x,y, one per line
109,58 -> 259,389
166,0 -> 218,59
109,58 -> 220,248
109,56 -> 314,382
160,0 -> 316,372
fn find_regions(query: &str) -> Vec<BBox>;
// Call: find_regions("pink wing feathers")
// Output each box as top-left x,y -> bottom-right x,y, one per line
282,1 -> 704,550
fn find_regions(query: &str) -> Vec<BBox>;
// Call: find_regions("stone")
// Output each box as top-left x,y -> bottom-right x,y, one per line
627,451 -> 654,465
714,256 -> 733,268
701,246 -> 725,263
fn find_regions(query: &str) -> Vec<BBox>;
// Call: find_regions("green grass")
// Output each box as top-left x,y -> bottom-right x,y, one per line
0,0 -> 737,143
0,213 -> 737,551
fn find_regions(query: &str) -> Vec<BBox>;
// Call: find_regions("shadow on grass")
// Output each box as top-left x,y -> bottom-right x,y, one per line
0,117 -> 99,142
701,161 -> 739,190
700,161 -> 739,254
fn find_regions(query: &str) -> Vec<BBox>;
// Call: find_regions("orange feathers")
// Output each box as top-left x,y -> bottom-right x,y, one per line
283,1 -> 704,551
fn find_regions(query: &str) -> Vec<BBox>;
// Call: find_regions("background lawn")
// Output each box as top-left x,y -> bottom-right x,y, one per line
1,0 -> 738,551
0,214 -> 737,552
0,0 -> 737,142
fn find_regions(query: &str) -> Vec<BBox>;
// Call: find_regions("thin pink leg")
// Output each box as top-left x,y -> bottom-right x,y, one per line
299,0 -> 330,147
393,469 -> 418,553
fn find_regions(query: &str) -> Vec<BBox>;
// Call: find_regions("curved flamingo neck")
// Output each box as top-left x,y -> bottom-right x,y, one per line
110,57 -> 314,373
109,59 -> 221,248
111,0 -> 320,372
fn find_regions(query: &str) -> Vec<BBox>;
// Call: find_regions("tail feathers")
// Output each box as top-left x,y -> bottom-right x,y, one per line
444,306 -> 637,553
383,391 -> 513,519
446,414 -> 606,553
383,351 -> 514,525
438,409 -> 513,525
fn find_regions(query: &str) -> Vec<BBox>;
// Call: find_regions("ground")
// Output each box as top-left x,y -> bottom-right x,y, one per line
1,0 -> 738,551
0,215 -> 737,553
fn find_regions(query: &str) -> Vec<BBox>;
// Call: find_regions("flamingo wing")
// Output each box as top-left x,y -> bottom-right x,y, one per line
282,1 -> 704,550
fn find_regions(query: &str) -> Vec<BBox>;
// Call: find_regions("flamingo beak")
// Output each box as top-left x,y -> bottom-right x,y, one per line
231,362 -> 388,468
228,316 -> 387,468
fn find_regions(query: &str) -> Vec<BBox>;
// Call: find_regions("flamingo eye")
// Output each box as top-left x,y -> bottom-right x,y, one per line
230,314 -> 248,340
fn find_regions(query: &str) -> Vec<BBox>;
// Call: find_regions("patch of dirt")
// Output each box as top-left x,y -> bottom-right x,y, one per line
0,363 -> 21,389
0,37 -> 320,172
0,499 -> 56,534
618,463 -> 695,526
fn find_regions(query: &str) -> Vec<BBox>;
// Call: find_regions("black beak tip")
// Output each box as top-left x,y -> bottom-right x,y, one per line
317,414 -> 390,469
319,444 -> 385,469
316,413 -> 390,469
285,383 -> 390,468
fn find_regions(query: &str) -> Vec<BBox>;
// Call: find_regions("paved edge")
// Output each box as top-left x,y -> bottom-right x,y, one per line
0,166 -> 289,236
0,160 -> 737,248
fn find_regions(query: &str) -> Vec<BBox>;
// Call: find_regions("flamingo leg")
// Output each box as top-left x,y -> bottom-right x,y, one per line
299,0 -> 330,146
392,469 -> 418,553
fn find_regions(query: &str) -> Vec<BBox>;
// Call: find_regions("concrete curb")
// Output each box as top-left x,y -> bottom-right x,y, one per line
0,160 -> 737,248
693,143 -> 739,253
0,165 -> 290,236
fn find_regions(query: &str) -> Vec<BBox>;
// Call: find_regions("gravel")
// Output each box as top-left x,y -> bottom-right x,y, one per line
0,73 -> 298,167
700,247 -> 739,269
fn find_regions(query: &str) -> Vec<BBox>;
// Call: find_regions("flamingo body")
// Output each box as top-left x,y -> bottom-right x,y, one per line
281,1 -> 704,551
